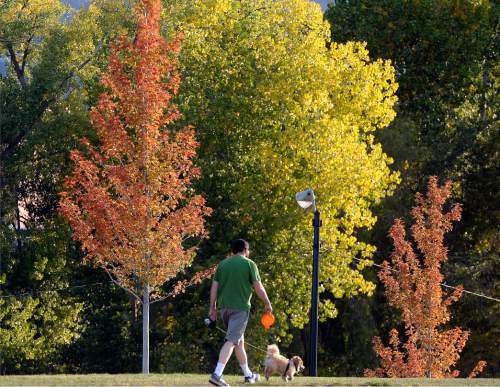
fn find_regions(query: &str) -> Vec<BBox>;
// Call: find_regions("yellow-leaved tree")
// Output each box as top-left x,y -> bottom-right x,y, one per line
160,0 -> 400,343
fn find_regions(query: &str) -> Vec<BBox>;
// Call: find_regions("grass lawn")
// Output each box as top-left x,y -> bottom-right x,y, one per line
0,374 -> 499,386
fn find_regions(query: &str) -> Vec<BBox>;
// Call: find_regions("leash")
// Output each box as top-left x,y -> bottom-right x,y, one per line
213,325 -> 297,362
214,326 -> 269,355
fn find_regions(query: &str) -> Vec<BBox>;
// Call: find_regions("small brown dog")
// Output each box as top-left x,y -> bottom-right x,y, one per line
264,344 -> 305,382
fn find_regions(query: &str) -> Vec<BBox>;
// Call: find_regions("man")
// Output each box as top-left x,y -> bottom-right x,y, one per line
209,239 -> 273,386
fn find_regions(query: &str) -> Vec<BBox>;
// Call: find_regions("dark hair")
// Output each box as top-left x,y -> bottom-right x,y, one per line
231,239 -> 249,254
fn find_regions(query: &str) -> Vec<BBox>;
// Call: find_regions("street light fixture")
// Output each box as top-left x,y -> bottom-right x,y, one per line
295,188 -> 321,377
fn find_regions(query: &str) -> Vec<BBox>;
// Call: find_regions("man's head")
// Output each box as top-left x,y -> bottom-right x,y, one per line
231,239 -> 250,257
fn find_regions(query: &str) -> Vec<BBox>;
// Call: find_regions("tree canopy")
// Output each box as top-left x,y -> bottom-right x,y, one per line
159,0 -> 399,339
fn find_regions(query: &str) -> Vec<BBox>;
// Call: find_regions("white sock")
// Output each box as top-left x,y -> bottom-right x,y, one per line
240,363 -> 253,378
214,362 -> 226,377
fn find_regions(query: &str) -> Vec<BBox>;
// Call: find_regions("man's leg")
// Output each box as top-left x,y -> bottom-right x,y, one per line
235,340 -> 252,378
235,339 -> 260,383
214,340 -> 235,376
210,341 -> 234,386
210,310 -> 234,386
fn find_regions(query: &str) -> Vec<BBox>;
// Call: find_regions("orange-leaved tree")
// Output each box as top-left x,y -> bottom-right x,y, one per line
59,0 -> 212,374
365,177 -> 486,378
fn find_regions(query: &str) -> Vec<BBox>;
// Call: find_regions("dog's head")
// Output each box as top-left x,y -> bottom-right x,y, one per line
292,356 -> 305,374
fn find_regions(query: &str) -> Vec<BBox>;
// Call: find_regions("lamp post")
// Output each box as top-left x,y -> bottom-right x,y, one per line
295,188 -> 321,376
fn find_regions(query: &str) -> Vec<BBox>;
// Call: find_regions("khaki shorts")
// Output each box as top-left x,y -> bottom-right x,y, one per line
220,309 -> 249,345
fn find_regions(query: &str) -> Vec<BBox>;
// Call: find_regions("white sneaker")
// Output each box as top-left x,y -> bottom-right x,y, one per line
244,373 -> 260,384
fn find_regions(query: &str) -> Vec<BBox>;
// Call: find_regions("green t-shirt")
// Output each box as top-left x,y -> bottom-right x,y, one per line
213,255 -> 261,311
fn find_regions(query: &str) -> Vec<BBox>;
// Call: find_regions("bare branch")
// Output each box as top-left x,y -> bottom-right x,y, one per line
6,43 -> 27,88
150,265 -> 216,305
105,268 -> 142,302
21,34 -> 34,74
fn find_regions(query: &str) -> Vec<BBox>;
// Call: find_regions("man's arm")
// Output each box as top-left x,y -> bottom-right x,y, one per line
253,281 -> 272,313
209,280 -> 219,320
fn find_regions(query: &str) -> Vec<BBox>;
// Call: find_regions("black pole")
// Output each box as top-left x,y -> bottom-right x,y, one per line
309,209 -> 321,376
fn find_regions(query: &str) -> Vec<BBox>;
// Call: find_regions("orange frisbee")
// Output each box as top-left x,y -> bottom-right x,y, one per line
261,312 -> 275,330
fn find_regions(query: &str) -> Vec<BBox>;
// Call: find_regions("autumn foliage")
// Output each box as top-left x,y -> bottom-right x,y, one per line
365,177 -> 486,378
59,0 -> 212,297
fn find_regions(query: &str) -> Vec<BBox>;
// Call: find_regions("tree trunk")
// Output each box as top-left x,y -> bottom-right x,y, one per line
142,283 -> 150,374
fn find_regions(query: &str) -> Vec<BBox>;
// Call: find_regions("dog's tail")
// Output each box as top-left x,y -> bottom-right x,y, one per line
267,344 -> 280,356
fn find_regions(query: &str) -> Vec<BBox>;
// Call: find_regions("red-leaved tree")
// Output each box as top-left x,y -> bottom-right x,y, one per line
59,0 -> 212,373
365,177 -> 486,378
